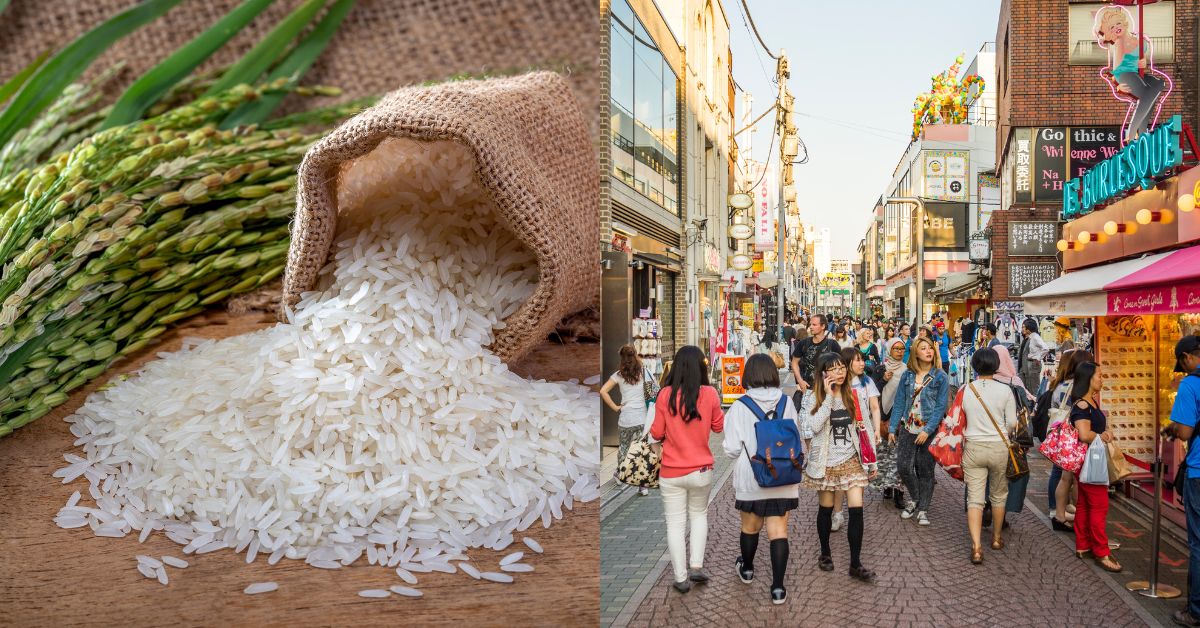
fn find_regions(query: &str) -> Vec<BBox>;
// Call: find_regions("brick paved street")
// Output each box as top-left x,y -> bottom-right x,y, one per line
604,443 -> 1171,627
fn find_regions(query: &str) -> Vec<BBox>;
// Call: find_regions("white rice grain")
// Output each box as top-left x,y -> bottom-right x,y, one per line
243,582 -> 278,594
481,572 -> 514,583
161,556 -> 188,568
522,538 -> 543,554
389,585 -> 422,598
358,589 -> 391,598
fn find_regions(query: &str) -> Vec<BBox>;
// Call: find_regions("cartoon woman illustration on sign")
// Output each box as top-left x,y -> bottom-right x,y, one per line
1094,4 -> 1170,143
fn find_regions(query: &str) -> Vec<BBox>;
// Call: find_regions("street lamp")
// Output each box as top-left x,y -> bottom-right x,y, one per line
886,197 -> 925,324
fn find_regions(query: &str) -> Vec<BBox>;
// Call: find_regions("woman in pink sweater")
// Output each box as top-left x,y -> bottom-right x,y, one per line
650,345 -> 725,594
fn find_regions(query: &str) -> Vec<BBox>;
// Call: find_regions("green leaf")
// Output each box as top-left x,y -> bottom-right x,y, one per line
204,0 -> 327,98
101,0 -> 278,130
0,51 -> 50,109
0,0 -> 183,148
220,0 -> 355,129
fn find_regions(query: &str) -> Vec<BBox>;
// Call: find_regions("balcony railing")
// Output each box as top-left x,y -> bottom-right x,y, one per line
1070,36 -> 1174,65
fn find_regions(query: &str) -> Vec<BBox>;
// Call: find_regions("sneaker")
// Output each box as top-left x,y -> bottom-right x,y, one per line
638,487 -> 649,496
672,579 -> 691,593
917,511 -> 931,526
1172,609 -> 1200,627
688,568 -> 710,584
832,511 -> 844,531
900,502 -> 917,519
771,586 -> 787,605
735,557 -> 754,584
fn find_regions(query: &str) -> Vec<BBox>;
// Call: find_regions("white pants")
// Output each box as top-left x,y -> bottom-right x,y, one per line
659,469 -> 713,582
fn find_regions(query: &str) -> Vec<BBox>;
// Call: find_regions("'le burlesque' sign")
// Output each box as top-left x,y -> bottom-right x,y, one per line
1062,115 -> 1183,218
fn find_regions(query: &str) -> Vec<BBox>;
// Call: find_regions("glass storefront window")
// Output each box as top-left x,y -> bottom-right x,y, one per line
609,0 -> 680,214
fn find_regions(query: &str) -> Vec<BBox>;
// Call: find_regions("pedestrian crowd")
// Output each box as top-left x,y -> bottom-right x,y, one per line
607,308 -> 1200,618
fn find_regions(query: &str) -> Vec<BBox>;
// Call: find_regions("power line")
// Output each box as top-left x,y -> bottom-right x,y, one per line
739,0 -> 779,60
731,0 -> 775,86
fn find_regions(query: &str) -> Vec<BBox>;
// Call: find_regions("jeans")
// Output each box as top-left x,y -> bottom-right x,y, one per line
1075,483 -> 1111,558
1185,476 -> 1200,617
660,469 -> 713,583
897,429 -> 936,512
1048,464 -> 1062,511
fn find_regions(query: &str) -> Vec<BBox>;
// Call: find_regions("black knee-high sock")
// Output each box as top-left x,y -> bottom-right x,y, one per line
740,532 -> 759,571
848,507 -> 864,568
770,538 -> 789,589
817,505 -> 833,556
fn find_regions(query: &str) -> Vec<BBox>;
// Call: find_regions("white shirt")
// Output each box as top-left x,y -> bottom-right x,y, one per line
610,371 -> 647,428
961,379 -> 1018,442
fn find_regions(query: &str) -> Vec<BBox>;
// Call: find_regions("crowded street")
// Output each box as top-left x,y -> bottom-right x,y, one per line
600,0 -> 1200,625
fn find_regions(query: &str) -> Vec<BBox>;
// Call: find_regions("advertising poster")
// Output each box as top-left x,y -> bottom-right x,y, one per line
1069,127 -> 1120,178
977,172 -> 1000,228
720,355 -> 746,403
923,150 -> 969,201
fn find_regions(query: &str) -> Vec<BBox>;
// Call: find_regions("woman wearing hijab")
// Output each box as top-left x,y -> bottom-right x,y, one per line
874,338 -> 908,508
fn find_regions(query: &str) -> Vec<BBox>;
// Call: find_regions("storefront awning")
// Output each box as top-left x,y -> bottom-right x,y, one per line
634,252 -> 682,272
1104,244 -> 1200,315
1023,245 -> 1200,316
931,270 -> 984,299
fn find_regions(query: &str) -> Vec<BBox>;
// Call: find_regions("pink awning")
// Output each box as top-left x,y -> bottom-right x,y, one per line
1104,244 -> 1200,315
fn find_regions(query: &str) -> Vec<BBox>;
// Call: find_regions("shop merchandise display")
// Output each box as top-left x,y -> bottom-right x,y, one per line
634,317 -> 663,375
52,139 -> 599,595
1098,315 -> 1156,463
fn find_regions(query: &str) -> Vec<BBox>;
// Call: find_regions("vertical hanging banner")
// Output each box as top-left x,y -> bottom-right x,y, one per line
754,163 -> 778,252
1013,128 -> 1033,203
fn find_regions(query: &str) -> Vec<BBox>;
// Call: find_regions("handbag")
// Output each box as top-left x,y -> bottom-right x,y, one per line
970,382 -> 1030,482
616,433 -> 661,488
929,387 -> 966,481
1008,385 -> 1035,449
1107,439 -> 1133,483
1039,419 -> 1088,473
851,392 -> 876,465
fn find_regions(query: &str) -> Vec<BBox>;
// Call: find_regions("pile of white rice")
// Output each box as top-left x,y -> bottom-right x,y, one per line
52,140 -> 599,586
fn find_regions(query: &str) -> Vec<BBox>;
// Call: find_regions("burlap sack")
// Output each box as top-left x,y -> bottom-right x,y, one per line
285,71 -> 597,363
0,0 -> 598,134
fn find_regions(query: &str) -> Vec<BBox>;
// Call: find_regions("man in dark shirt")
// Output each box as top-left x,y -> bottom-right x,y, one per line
790,313 -> 841,393
781,319 -> 797,348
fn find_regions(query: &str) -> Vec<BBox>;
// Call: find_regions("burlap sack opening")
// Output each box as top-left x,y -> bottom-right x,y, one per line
283,72 -> 598,363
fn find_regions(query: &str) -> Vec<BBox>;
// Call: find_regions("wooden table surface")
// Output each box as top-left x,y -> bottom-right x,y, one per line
0,311 -> 599,627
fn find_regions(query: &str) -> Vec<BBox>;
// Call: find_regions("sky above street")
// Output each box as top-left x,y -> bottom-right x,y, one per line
728,0 -> 1002,259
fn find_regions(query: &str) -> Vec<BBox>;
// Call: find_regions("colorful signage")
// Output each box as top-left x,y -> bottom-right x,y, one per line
1035,127 -> 1068,201
923,150 -> 969,201
1013,128 -> 1033,203
1062,115 -> 1182,218
1109,280 -> 1200,316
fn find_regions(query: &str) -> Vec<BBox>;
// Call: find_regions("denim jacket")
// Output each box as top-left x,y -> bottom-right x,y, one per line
888,368 -> 949,436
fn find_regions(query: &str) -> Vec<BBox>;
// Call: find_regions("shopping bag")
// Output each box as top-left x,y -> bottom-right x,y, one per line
1107,440 -> 1134,483
1079,438 -> 1110,485
616,434 -> 661,488
929,388 -> 966,481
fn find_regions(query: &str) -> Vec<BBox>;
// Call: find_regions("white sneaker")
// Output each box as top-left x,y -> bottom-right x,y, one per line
831,511 -> 844,531
638,487 -> 649,496
900,502 -> 917,519
917,511 -> 931,526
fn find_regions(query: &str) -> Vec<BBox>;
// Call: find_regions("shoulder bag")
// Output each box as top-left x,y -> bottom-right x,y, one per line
616,433 -> 661,488
970,382 -> 1030,482
851,392 -> 876,465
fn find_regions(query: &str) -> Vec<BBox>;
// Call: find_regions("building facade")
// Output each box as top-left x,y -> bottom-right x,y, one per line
600,0 -> 736,445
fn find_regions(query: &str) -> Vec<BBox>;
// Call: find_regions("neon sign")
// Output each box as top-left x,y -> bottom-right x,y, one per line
1061,114 -> 1182,218
1092,3 -> 1172,145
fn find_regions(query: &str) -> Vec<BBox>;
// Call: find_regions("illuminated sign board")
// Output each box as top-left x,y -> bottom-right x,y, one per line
1061,115 -> 1182,218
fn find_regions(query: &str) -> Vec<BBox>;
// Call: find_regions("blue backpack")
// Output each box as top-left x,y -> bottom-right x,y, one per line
737,394 -> 805,487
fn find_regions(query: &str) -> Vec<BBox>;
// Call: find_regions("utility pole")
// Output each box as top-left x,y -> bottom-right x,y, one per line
776,50 -> 797,336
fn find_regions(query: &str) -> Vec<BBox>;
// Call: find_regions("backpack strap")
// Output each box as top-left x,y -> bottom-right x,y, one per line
737,395 -> 767,421
773,395 -> 790,420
